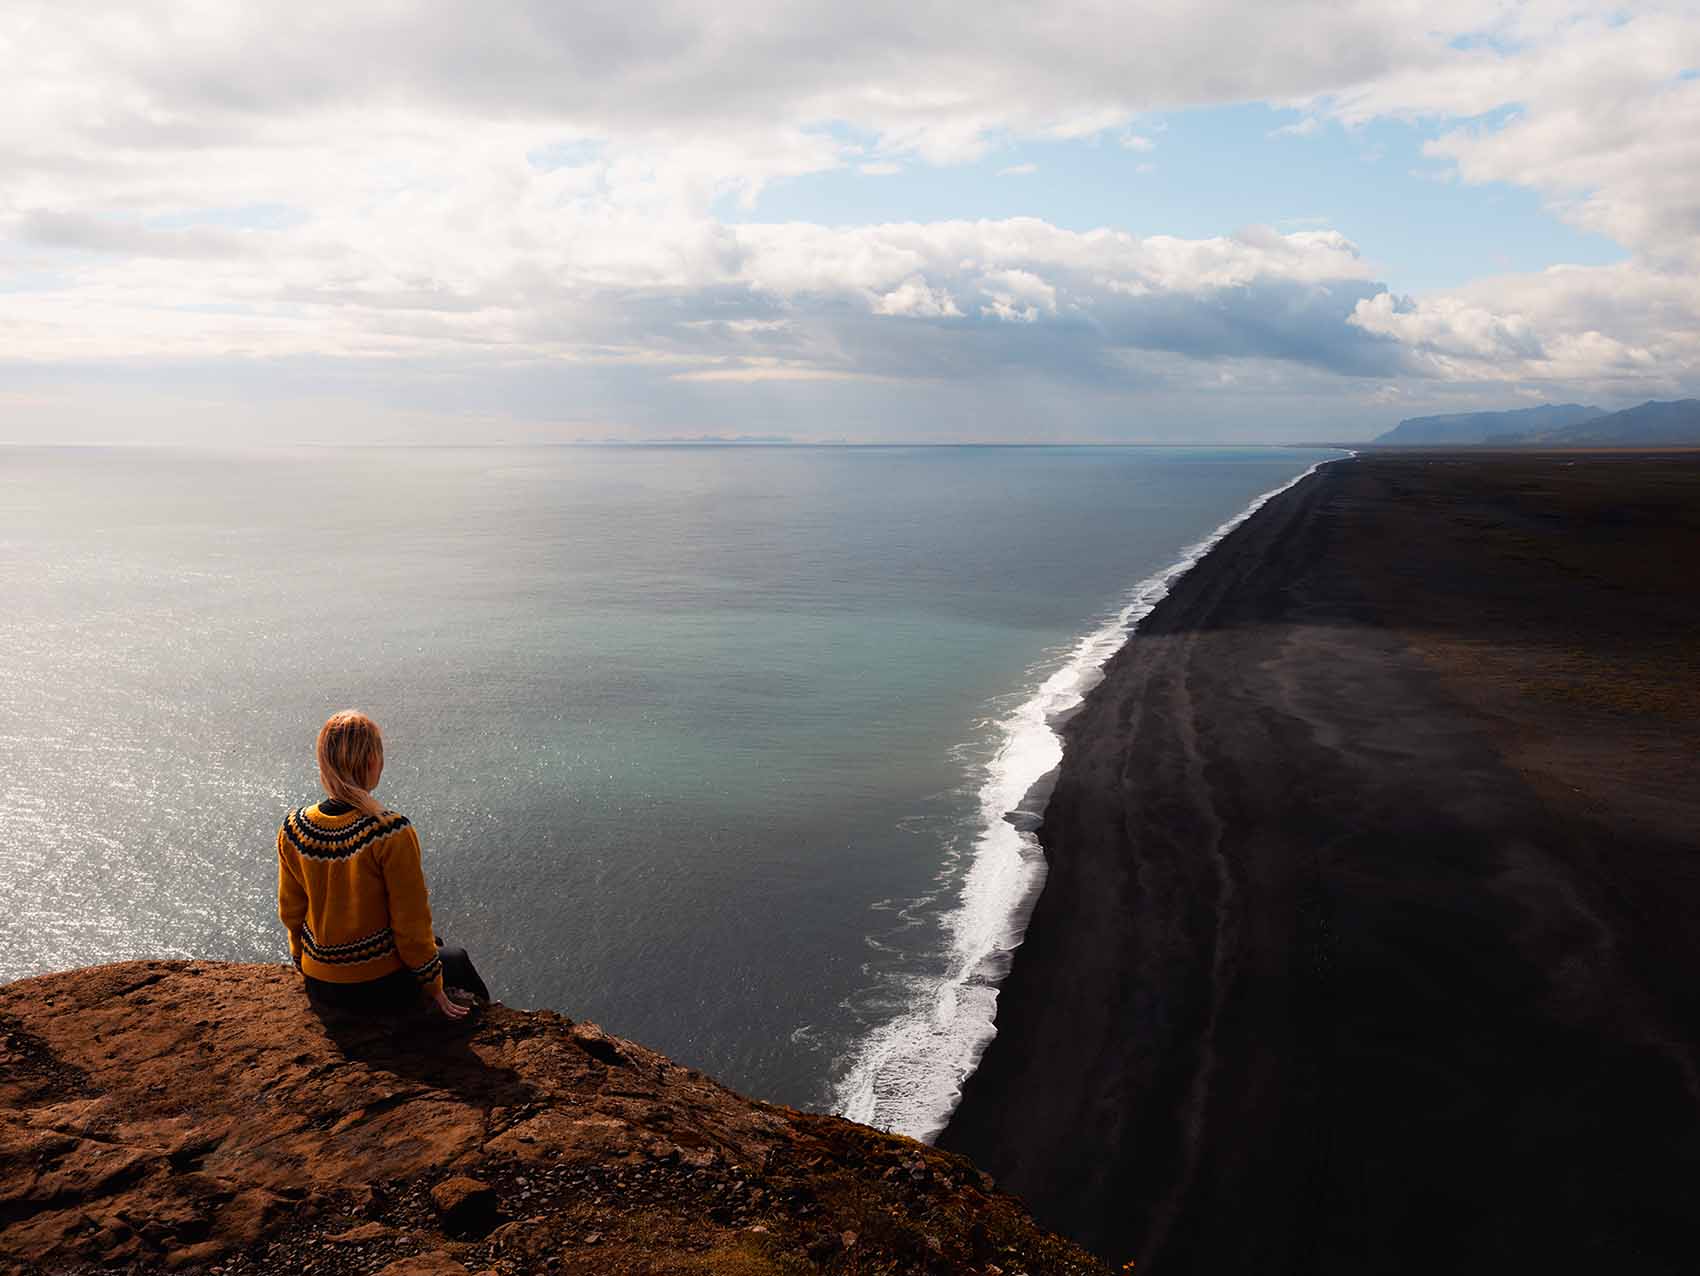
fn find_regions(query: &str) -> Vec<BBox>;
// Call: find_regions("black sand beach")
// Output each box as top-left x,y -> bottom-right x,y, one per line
939,453 -> 1700,1273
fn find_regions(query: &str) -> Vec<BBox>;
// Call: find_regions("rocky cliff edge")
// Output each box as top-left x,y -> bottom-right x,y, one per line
1,962 -> 1105,1276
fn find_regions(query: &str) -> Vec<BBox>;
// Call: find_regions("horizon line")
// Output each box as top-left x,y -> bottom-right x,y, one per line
0,439 -> 1366,451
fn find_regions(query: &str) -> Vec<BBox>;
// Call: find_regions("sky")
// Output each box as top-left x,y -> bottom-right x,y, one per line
2,1 -> 1698,444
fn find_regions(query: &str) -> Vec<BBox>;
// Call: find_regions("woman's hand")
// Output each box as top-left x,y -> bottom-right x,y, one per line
430,986 -> 470,1020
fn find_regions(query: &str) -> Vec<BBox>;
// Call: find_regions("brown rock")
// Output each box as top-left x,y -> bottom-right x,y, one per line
165,1240 -> 225,1269
328,1220 -> 394,1242
430,1174 -> 499,1238
0,961 -> 1106,1276
374,1254 -> 470,1276
215,1186 -> 289,1247
489,1215 -> 552,1259
483,1109 -> 637,1165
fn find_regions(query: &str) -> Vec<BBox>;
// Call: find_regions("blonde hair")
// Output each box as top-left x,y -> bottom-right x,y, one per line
316,710 -> 387,818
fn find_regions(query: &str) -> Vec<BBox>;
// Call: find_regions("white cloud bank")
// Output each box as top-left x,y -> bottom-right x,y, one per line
1,1 -> 1697,440
1322,4 -> 1700,396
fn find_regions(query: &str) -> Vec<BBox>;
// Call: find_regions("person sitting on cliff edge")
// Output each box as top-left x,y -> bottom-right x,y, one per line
277,709 -> 490,1019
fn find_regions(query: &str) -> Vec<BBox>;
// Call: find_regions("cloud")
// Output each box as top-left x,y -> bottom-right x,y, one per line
1350,292 -> 1546,363
1277,4 -> 1700,398
15,211 -> 256,260
0,209 -> 1401,440
670,359 -> 865,383
996,163 -> 1038,176
1349,261 -> 1692,389
2,1 -> 1698,440
872,276 -> 964,317
975,268 -> 1057,323
1310,5 -> 1700,262
0,1 -> 1492,173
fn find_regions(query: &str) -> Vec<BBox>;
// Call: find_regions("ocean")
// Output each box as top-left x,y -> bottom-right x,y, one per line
0,443 -> 1333,1136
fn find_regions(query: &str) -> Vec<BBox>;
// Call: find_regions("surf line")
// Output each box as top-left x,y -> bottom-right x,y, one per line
833,452 -> 1349,1142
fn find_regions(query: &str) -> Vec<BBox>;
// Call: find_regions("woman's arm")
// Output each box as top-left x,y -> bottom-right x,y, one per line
276,833 -> 307,971
378,823 -> 447,997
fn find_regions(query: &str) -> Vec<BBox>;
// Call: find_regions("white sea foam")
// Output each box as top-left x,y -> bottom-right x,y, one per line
831,454 -> 1344,1142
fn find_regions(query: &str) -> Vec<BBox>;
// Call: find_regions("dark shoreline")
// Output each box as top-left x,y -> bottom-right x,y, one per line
937,453 -> 1700,1273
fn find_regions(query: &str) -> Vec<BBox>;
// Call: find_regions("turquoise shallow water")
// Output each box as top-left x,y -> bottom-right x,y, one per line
0,444 -> 1332,1121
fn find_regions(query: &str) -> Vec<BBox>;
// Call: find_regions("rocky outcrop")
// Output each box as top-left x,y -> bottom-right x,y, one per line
1,962 -> 1105,1275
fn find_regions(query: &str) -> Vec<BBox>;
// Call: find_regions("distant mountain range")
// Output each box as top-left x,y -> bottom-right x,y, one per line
1375,403 -> 1603,445
1375,399 -> 1700,447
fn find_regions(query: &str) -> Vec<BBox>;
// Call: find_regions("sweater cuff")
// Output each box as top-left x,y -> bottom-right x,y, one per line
409,952 -> 444,994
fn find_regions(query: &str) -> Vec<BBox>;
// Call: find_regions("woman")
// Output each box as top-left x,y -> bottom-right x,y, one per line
277,709 -> 489,1018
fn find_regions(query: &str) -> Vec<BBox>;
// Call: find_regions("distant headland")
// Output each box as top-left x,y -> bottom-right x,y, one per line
1375,397 -> 1700,446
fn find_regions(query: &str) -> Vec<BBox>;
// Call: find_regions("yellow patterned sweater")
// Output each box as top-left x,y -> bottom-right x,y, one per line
276,799 -> 444,994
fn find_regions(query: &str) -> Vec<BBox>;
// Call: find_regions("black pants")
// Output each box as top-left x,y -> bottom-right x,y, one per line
304,941 -> 490,1013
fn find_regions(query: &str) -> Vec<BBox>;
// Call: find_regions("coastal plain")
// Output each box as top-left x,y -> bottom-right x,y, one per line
941,452 -> 1700,1272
